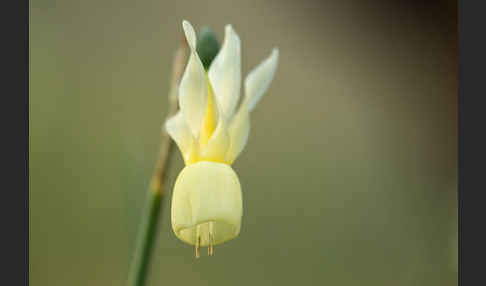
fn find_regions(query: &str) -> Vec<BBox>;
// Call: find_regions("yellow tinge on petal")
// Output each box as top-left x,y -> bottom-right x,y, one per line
185,78 -> 231,165
199,80 -> 218,148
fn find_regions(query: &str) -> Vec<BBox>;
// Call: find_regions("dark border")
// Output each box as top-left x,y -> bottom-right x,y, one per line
25,0 -> 29,283
25,0 -> 29,284
457,1 -> 461,285
458,0 -> 486,285
1,0 -> 29,284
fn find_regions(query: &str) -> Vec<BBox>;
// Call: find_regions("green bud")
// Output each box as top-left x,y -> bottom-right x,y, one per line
196,26 -> 220,70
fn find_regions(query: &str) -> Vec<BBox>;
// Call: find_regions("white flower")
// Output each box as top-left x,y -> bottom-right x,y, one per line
167,20 -> 279,257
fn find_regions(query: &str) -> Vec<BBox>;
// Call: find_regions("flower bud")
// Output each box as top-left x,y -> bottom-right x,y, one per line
197,26 -> 220,70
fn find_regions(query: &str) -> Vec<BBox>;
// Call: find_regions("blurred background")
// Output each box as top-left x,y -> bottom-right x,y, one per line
30,0 -> 457,285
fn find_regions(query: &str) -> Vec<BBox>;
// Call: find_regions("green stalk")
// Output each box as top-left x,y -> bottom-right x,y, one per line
126,39 -> 188,286
126,188 -> 164,286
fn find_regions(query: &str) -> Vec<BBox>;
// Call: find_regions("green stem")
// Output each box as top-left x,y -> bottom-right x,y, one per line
126,131 -> 176,286
126,189 -> 164,286
126,39 -> 188,286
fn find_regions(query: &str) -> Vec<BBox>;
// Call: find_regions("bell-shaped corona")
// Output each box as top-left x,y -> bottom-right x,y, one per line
171,162 -> 242,247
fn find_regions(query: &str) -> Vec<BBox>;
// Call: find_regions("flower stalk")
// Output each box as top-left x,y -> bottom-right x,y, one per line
126,37 -> 188,286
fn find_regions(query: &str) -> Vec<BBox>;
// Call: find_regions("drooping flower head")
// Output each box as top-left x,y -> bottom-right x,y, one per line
167,20 -> 279,257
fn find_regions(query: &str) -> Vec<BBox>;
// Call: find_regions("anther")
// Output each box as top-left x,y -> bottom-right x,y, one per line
208,222 -> 214,256
195,225 -> 201,258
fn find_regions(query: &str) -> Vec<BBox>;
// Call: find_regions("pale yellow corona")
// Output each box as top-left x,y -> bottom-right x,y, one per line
166,20 -> 279,257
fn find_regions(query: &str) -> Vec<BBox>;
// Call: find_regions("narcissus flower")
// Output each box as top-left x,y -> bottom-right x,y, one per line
166,20 -> 279,257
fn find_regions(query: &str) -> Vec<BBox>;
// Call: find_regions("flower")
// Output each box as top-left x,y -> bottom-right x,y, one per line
166,20 -> 279,257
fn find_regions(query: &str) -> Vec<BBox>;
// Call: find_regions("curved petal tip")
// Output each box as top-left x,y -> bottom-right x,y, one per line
244,47 -> 280,111
182,20 -> 197,51
272,47 -> 279,58
225,24 -> 233,34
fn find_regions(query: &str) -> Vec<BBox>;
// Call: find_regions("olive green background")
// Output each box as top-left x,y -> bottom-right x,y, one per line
30,0 -> 457,285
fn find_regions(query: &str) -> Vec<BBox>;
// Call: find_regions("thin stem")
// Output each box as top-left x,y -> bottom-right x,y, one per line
127,37 -> 188,286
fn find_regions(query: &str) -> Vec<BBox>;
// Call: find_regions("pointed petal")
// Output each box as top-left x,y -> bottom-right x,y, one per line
208,24 -> 242,118
179,20 -> 207,137
226,101 -> 250,164
244,48 -> 279,111
166,111 -> 194,158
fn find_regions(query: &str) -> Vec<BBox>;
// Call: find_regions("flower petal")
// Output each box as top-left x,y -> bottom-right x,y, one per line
208,24 -> 242,118
179,20 -> 208,137
244,48 -> 279,111
165,111 -> 194,161
226,101 -> 250,164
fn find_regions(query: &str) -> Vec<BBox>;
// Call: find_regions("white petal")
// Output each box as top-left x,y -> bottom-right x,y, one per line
179,21 -> 207,137
226,101 -> 250,164
165,111 -> 193,158
244,48 -> 279,111
208,24 -> 242,118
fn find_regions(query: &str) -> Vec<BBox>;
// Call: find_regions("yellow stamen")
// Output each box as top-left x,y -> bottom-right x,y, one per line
195,225 -> 201,258
208,221 -> 214,256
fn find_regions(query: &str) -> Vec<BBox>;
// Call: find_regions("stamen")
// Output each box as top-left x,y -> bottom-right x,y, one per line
208,221 -> 214,256
195,225 -> 201,258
